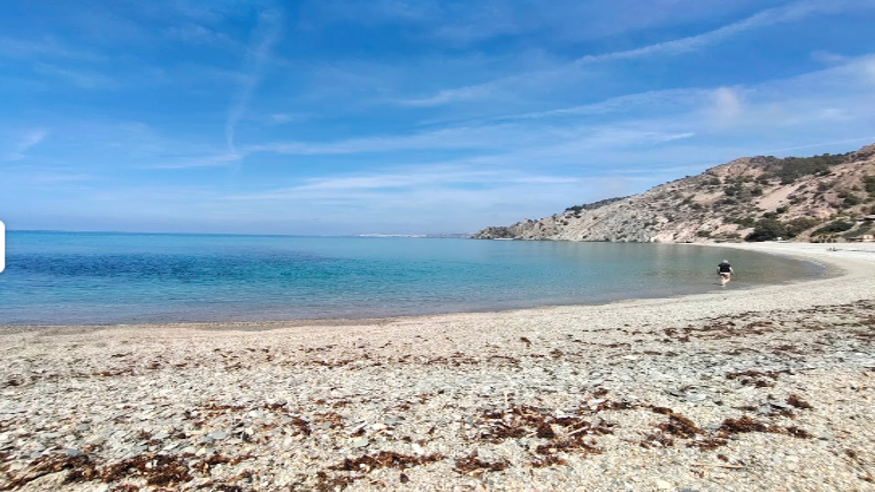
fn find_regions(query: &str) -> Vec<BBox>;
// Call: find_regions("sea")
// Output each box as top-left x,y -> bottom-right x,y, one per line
0,231 -> 824,326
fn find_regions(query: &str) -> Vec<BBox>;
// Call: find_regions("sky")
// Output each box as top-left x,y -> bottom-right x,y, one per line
2,0 -> 875,235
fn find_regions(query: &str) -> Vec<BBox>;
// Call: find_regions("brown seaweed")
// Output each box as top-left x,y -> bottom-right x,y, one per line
330,451 -> 444,472
453,453 -> 509,475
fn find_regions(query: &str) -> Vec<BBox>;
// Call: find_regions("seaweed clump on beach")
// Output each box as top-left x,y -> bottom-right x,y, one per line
4,453 -> 95,488
687,437 -> 729,450
87,453 -> 199,487
3,451 -> 257,490
529,455 -> 569,468
655,415 -> 700,440
312,471 -> 358,492
718,415 -> 812,439
787,394 -> 814,409
478,404 -> 614,443
477,404 -> 549,442
472,403 -> 610,466
725,369 -> 787,388
296,451 -> 446,489
534,436 -> 602,458
453,452 -> 509,475
9,453 -> 192,488
718,415 -> 773,434
640,407 -> 702,448
330,451 -> 444,473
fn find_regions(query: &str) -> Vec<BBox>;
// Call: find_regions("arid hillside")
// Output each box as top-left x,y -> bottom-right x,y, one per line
475,143 -> 875,243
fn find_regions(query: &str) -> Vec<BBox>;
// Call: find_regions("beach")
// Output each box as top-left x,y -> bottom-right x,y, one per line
0,243 -> 873,491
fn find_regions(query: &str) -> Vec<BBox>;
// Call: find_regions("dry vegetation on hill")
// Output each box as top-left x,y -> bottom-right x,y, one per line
475,142 -> 875,243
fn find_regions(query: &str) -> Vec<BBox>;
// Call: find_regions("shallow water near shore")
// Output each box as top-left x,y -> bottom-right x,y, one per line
0,231 -> 823,325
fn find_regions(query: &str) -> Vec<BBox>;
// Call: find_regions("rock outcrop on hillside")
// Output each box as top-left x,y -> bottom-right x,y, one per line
475,142 -> 875,243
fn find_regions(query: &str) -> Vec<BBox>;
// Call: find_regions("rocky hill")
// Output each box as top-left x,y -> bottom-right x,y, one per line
474,142 -> 875,243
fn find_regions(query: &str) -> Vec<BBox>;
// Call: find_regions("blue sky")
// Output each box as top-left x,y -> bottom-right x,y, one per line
2,0 -> 875,235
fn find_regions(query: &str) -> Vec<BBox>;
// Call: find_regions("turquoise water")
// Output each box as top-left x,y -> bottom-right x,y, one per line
0,231 -> 822,325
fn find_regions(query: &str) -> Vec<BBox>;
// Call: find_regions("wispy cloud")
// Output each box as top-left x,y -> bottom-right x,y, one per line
158,119 -> 596,168
708,87 -> 743,128
295,168 -> 577,192
399,0 -> 875,107
5,129 -> 49,161
0,35 -> 107,62
220,163 -> 651,233
300,0 -> 439,27
225,7 -> 283,155
477,89 -> 710,123
35,63 -> 115,89
402,85 -> 501,107
163,22 -> 234,46
154,54 -> 875,173
865,57 -> 875,84
245,123 -> 531,156
227,164 -> 587,214
241,121 -> 695,162
266,113 -> 306,124
811,50 -> 852,65
566,1 -> 830,65
232,168 -> 505,197
152,152 -> 243,169
28,171 -> 92,183
4,0 -> 875,235
427,1 -> 521,45
760,136 -> 875,155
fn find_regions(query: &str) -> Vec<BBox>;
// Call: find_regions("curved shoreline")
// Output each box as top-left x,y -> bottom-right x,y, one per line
1,243 -> 874,491
0,241 -> 861,334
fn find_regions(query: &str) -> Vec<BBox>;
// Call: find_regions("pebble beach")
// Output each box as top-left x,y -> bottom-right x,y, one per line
1,243 -> 873,492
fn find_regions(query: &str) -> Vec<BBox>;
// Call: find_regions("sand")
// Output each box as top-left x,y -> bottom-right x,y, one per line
0,242 -> 873,491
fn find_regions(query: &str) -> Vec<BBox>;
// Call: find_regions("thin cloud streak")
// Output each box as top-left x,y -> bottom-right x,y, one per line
248,122 -> 695,159
149,55 -> 875,173
0,35 -> 108,62
485,89 -> 711,122
228,167 -> 582,200
431,54 -> 875,128
245,122 -> 547,156
6,129 -> 49,161
151,152 -> 243,169
225,7 -> 283,155
759,136 -> 875,154
5,1 -> 875,234
400,0 -> 875,107
568,0 -> 826,64
35,63 -> 115,89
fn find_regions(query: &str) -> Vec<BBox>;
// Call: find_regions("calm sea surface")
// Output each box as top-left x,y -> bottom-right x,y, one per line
0,231 -> 824,325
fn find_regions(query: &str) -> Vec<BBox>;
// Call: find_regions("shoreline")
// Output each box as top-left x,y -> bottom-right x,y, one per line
1,242 -> 874,491
0,241 -> 855,333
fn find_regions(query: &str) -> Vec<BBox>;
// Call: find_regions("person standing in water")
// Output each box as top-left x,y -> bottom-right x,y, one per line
717,259 -> 733,286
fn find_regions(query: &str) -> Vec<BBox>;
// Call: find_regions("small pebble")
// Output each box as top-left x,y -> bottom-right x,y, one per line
209,430 -> 228,441
351,437 -> 369,448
